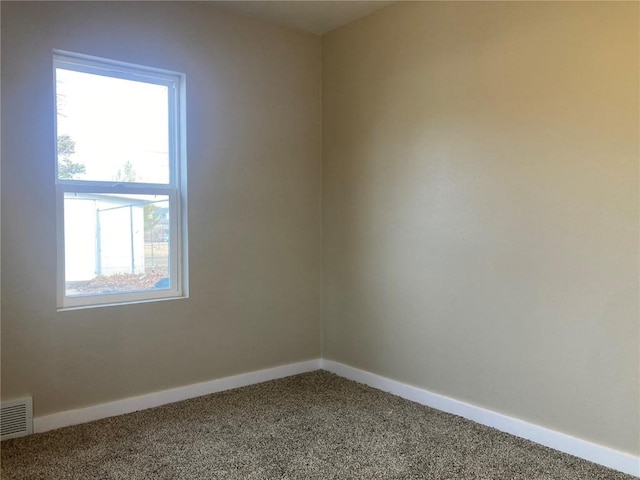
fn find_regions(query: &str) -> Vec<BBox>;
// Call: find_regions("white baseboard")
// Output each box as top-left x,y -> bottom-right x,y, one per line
33,359 -> 322,434
320,359 -> 640,477
30,357 -> 639,477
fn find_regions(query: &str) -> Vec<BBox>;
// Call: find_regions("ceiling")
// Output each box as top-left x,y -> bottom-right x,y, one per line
211,1 -> 395,35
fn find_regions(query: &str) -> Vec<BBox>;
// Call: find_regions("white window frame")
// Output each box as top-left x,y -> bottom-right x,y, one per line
54,51 -> 188,310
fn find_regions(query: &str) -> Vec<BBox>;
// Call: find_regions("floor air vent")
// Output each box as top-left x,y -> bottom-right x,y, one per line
1,398 -> 33,440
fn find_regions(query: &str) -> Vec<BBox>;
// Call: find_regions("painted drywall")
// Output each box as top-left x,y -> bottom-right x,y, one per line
322,1 -> 639,456
1,1 -> 322,416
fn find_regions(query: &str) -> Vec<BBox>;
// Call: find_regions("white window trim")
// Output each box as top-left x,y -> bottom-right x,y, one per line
54,51 -> 188,310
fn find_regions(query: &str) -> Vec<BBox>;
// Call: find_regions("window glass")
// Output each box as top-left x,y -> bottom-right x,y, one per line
56,68 -> 170,184
63,193 -> 170,297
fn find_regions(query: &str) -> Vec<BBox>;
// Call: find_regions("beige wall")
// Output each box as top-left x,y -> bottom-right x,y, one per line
1,1 -> 322,416
322,2 -> 639,455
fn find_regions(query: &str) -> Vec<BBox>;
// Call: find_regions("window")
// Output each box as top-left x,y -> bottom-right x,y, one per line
54,51 -> 187,309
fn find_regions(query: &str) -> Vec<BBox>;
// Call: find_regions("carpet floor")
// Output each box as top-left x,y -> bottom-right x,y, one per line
1,371 -> 634,479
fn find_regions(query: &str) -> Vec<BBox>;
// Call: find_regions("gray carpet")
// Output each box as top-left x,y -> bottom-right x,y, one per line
1,371 -> 634,479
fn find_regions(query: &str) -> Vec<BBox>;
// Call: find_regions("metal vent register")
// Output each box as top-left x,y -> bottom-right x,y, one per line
1,398 -> 33,440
